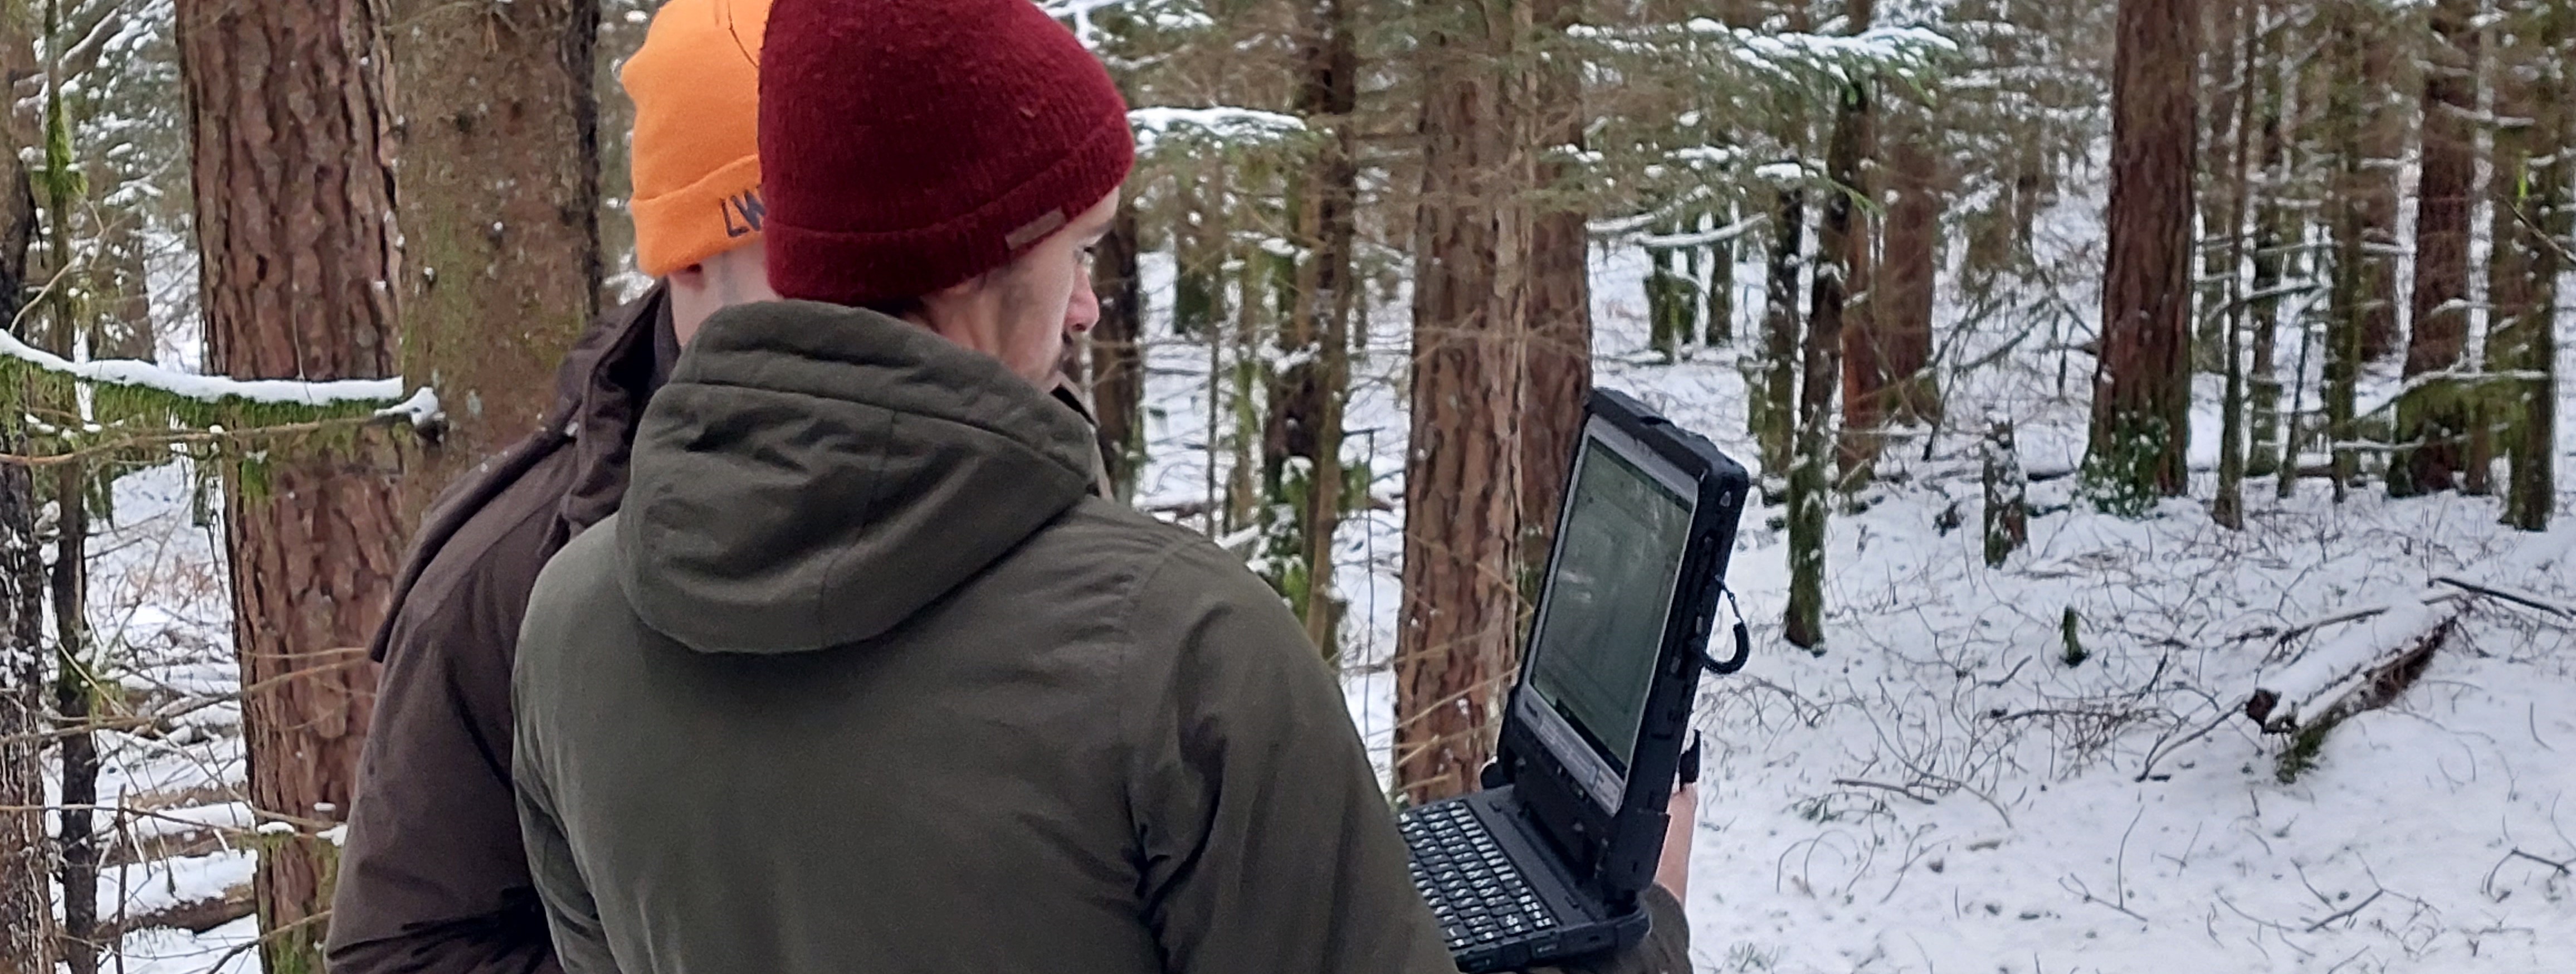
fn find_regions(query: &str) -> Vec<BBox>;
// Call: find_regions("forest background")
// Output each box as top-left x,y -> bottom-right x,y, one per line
0,0 -> 2568,971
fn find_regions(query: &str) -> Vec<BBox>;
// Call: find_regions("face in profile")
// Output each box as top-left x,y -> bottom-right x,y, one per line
923,190 -> 1121,387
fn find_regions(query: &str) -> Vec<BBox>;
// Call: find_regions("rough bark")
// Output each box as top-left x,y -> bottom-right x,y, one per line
2349,0 -> 2406,364
2089,0 -> 2199,507
2214,0 -> 2262,531
1089,192 -> 1146,502
1788,3 -> 1870,651
2392,0 -> 2480,497
1267,0 -> 1360,655
1757,184 -> 1805,482
1878,100 -> 1940,429
49,461 -> 92,974
2489,0 -> 2566,531
1397,0 -> 1526,805
38,45 -> 95,972
176,1 -> 404,969
1835,62 -> 1883,489
1755,0 -> 1813,484
2324,6 -> 2370,500
386,0 -> 601,523
0,11 -> 46,967
2246,0 -> 2291,481
1521,0 -> 1592,591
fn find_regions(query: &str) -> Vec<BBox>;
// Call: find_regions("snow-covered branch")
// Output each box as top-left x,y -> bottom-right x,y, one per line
1130,106 -> 1307,154
0,327 -> 418,411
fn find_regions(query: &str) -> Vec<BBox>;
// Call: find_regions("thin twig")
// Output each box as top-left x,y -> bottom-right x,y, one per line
2304,888 -> 2384,932
1831,778 -> 1938,805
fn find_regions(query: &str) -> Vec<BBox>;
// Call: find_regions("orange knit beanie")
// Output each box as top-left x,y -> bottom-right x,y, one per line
622,0 -> 771,279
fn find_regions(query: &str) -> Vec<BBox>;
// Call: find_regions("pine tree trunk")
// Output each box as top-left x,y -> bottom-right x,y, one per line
1755,0 -> 1812,485
1835,59 -> 1882,490
2215,0 -> 2263,530
2246,1 -> 2291,481
1269,0 -> 1360,655
1704,203 -> 1736,347
1787,4 -> 1870,651
48,461 -> 92,974
36,38 -> 96,968
0,445 -> 42,974
2392,0 -> 2480,497
0,16 -> 46,967
1397,0 -> 1526,805
1758,192 -> 1803,481
2193,0 -> 2243,375
2490,0 -> 2566,531
2351,0 -> 2406,364
2324,5 -> 2373,500
386,0 -> 601,521
177,1 -> 404,968
2090,0 -> 2201,506
1521,0 -> 1592,591
1879,101 -> 1940,428
1090,193 -> 1146,501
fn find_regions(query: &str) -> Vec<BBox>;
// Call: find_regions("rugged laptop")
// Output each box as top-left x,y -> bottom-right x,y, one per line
1399,388 -> 1751,973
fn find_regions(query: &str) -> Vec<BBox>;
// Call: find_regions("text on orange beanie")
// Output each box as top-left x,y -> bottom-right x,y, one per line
622,0 -> 772,279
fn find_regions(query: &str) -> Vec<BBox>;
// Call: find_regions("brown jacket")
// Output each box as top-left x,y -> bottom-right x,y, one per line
327,286 -> 677,974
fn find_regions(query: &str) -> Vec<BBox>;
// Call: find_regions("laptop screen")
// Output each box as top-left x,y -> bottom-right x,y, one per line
1523,428 -> 1697,782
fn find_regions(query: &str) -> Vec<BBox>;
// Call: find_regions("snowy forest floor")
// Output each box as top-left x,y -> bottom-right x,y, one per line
65,235 -> 2576,972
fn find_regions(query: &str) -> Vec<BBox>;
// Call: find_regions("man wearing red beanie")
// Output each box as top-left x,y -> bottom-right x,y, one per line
508,1 -> 1685,972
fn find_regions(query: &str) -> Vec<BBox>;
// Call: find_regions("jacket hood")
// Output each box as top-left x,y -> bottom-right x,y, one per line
616,300 -> 1098,654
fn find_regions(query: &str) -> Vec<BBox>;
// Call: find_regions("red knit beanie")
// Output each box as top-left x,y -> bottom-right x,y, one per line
759,0 -> 1134,307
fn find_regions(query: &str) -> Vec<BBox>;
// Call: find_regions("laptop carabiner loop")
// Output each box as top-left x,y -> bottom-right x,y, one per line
1699,586 -> 1752,675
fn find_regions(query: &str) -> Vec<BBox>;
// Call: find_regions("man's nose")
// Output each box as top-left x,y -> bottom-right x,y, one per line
1066,275 -> 1102,335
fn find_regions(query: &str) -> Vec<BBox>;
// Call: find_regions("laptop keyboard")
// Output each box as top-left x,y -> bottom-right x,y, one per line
1398,800 -> 1558,951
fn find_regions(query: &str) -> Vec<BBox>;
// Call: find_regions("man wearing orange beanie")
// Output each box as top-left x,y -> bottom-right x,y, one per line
505,1 -> 1684,972
326,3 -> 779,972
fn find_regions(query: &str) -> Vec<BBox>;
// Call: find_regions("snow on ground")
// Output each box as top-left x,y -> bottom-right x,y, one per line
1129,199 -> 2576,971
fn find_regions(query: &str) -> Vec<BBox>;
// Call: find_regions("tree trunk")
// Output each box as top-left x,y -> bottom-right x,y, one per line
1788,2 -> 1871,651
1521,0 -> 1592,593
1704,202 -> 1736,347
2392,0 -> 2480,497
2324,5 -> 2372,500
48,463 -> 92,974
2090,0 -> 2201,507
1835,63 -> 1882,490
2490,0 -> 2566,531
176,1 -> 405,968
2192,0 -> 2243,374
1089,192 -> 1146,502
386,0 -> 601,522
2246,0 -> 2291,480
1269,0 -> 1361,655
1758,184 -> 1804,483
2351,0 -> 2406,364
1754,0 -> 1812,485
1879,100 -> 1940,429
1397,0 -> 1526,805
0,445 -> 42,974
2214,0 -> 2263,531
36,36 -> 96,969
0,13 -> 46,967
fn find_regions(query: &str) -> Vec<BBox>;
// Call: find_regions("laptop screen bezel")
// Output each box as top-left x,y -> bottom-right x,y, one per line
1513,414 -> 1704,815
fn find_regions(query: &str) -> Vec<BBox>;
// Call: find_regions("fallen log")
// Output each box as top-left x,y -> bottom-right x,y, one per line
2245,596 -> 2463,733
94,883 -> 255,940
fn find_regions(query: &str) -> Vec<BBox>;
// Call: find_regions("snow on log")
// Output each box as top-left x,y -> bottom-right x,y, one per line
2246,596 -> 2462,733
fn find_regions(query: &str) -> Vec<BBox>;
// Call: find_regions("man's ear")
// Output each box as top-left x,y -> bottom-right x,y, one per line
669,262 -> 709,291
